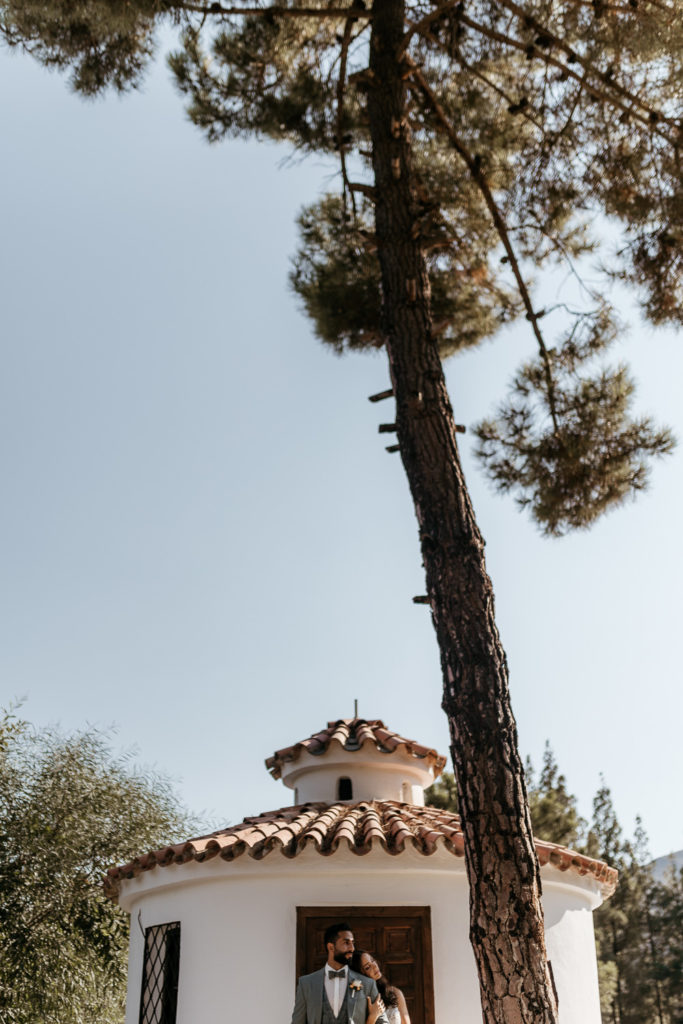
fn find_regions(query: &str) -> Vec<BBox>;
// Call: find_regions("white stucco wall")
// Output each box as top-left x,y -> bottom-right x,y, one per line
280,747 -> 435,805
543,882 -> 604,1024
121,845 -> 604,1024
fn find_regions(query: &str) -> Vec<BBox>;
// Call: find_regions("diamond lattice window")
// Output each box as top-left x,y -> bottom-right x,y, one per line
138,921 -> 181,1024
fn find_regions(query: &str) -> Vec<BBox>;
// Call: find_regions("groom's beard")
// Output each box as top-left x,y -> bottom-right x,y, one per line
331,949 -> 352,968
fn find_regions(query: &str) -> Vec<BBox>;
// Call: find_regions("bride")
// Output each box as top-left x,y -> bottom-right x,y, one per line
350,950 -> 411,1024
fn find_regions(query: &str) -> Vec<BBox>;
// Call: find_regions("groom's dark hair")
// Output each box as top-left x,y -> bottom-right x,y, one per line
324,922 -> 352,949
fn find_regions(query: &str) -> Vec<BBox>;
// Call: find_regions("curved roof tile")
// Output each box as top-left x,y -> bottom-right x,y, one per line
105,801 -> 617,900
265,718 -> 447,779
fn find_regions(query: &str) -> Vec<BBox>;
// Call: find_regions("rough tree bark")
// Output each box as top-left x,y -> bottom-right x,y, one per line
366,0 -> 559,1020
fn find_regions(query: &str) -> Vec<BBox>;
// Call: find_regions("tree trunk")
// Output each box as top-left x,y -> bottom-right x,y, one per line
366,1 -> 559,1020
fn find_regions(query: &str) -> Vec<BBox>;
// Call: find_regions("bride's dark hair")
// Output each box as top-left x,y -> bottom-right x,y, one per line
350,950 -> 399,1008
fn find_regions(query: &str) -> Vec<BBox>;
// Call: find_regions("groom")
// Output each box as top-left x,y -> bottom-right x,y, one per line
290,923 -> 388,1024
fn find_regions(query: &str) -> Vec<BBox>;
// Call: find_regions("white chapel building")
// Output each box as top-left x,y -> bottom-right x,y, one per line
106,717 -> 616,1024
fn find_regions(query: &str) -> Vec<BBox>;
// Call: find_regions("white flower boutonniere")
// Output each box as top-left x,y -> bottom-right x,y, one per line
350,980 -> 363,999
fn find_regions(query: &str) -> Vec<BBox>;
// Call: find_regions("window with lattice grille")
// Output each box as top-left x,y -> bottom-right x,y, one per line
138,922 -> 181,1024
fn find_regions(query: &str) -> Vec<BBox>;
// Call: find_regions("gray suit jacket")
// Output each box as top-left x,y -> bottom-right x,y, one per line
290,967 -> 388,1024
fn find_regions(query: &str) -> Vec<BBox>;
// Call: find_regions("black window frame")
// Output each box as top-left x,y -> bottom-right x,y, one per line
138,921 -> 181,1024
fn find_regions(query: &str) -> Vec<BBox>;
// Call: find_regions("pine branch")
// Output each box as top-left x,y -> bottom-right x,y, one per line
336,15 -> 357,216
180,2 -> 373,18
407,59 -> 561,433
512,221 -> 602,302
457,10 -> 673,142
349,181 -> 376,198
399,2 -> 457,54
402,0 -> 677,42
417,26 -> 546,137
496,0 -> 678,131
567,0 -> 678,17
404,4 -> 677,145
463,60 -> 545,135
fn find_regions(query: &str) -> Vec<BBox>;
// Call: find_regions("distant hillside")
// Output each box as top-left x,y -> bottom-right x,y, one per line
651,850 -> 683,881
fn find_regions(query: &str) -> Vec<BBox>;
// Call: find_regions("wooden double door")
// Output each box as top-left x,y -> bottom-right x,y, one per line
296,907 -> 435,1024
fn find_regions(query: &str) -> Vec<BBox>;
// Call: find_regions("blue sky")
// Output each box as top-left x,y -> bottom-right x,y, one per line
1,36 -> 681,859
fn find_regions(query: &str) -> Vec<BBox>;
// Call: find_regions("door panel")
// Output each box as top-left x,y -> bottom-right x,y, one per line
296,907 -> 435,1024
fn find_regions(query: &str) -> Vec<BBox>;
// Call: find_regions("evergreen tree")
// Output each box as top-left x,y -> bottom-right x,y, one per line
0,707 -> 192,1024
585,781 -> 632,1024
429,755 -> 683,1022
424,769 -> 459,812
2,2 -> 682,1020
584,786 -> 668,1024
428,744 -> 585,848
525,743 -> 584,848
649,864 -> 683,1024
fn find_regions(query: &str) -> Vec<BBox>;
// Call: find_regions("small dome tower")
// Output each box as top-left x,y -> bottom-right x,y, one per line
265,717 -> 447,805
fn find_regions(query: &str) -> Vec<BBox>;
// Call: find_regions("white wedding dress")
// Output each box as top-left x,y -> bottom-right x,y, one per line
385,1006 -> 401,1024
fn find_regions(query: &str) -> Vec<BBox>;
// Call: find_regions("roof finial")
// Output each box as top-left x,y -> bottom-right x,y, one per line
354,698 -> 358,719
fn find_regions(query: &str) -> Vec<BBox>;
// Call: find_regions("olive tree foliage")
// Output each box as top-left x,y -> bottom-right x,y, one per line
0,707 -> 193,1024
0,0 -> 680,536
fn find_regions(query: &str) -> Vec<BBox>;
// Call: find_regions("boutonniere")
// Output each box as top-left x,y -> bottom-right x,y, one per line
350,980 -> 363,998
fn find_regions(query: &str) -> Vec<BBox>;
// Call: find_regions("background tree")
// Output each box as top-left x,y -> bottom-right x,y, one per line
2,1 -> 682,1020
525,742 -> 584,849
587,795 -> 656,1024
584,786 -> 677,1024
428,751 -> 683,1023
0,706 -> 192,1024
427,743 -> 583,848
424,767 -> 459,812
648,864 -> 683,1024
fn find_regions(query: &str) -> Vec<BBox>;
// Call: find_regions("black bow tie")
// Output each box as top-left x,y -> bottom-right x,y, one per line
328,970 -> 346,979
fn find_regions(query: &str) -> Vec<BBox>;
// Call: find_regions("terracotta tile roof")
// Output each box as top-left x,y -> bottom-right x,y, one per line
104,801 -> 617,901
265,719 -> 448,780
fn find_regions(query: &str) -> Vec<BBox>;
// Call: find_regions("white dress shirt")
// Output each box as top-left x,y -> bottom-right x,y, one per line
324,963 -> 348,1016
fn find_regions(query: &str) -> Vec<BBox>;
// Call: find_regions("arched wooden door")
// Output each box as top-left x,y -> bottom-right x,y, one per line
296,906 -> 435,1024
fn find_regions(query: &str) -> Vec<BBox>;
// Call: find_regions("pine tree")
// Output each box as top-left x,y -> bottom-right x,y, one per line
585,781 -> 631,1023
424,768 -> 459,813
525,743 -> 584,848
428,754 -> 683,1022
2,2 -> 681,1020
649,864 -> 683,1024
584,786 -> 669,1024
429,744 -> 585,849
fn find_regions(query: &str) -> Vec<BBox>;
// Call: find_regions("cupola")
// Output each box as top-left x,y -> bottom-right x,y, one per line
265,718 -> 447,805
